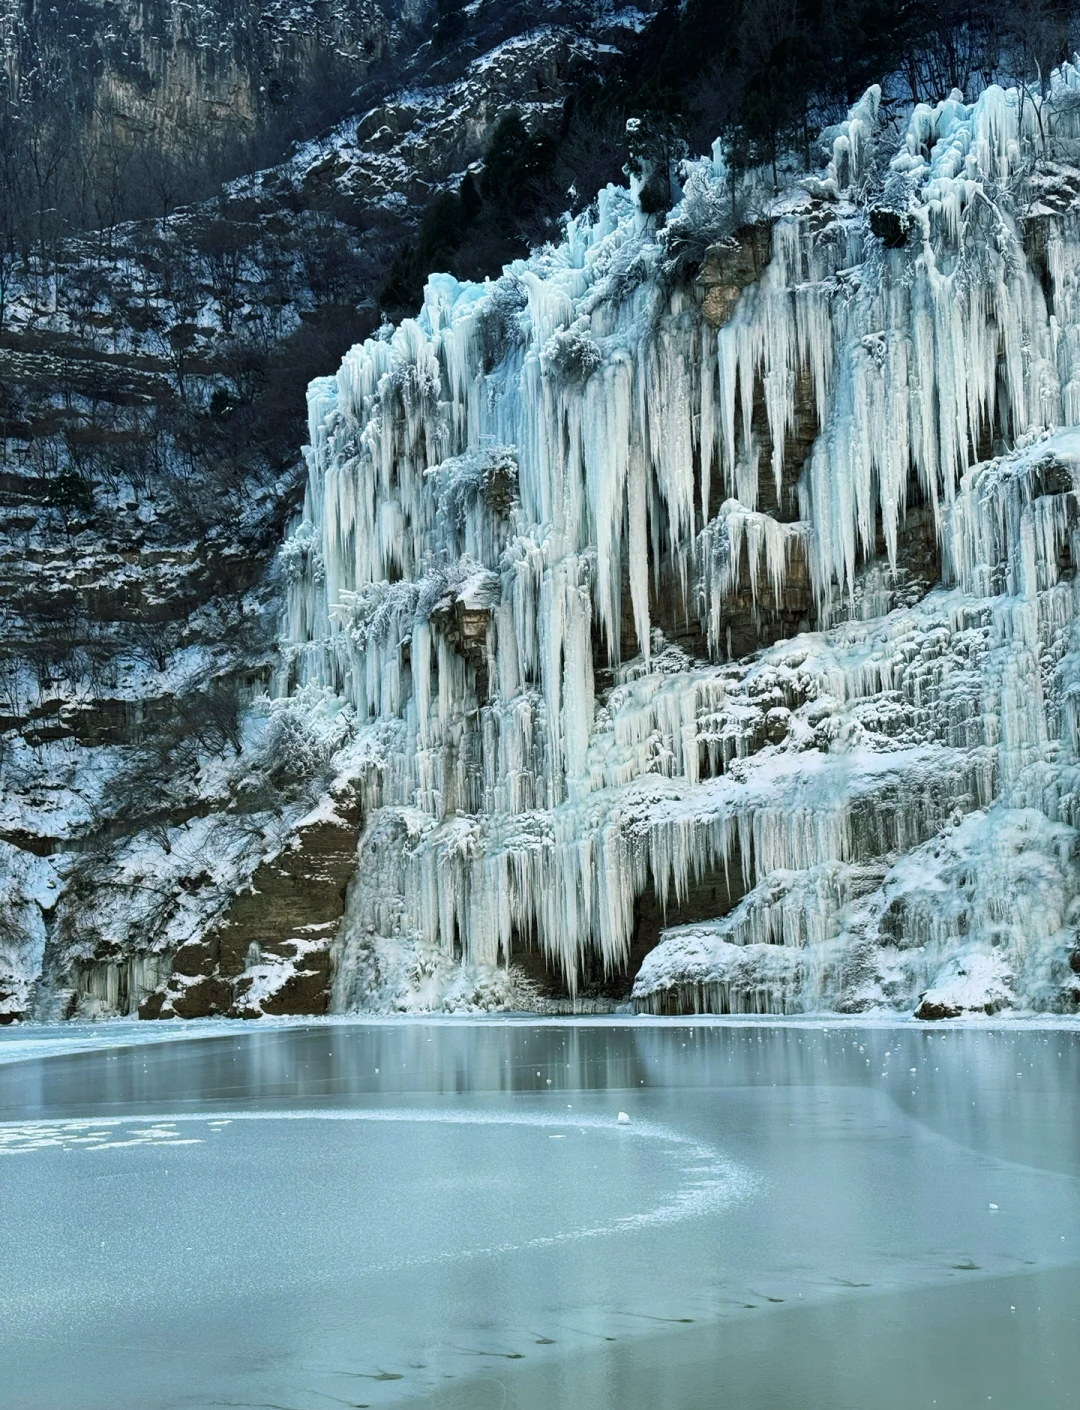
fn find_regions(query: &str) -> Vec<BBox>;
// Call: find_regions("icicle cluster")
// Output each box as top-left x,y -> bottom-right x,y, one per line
281,66 -> 1080,1013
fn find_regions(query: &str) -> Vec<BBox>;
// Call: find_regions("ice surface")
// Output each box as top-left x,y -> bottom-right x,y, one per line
1,1022 -> 1079,1409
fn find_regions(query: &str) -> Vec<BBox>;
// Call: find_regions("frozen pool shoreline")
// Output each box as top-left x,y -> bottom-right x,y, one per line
4,1006 -> 1080,1069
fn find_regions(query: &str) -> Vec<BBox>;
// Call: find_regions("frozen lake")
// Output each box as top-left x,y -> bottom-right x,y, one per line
1,1019 -> 1078,1409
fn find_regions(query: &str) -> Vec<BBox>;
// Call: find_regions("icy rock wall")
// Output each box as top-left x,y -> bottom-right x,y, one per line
282,67 -> 1080,1013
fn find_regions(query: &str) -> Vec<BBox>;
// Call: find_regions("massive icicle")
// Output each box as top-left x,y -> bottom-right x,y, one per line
281,67 -> 1080,1013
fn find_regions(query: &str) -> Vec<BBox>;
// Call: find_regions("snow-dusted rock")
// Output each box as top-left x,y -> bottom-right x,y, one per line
15,44 -> 1080,1022
915,952 -> 1016,1020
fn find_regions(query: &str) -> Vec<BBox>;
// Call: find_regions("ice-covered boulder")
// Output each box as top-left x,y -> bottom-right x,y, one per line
915,953 -> 1015,1020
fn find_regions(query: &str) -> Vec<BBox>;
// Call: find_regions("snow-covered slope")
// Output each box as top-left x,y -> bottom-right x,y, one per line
280,69 -> 1080,1016
264,18 -> 646,216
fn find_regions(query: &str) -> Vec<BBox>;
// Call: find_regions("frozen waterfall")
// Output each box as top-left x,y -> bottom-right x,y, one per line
280,67 -> 1080,1015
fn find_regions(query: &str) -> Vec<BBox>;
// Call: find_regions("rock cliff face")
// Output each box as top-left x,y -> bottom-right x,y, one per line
0,0 -> 657,1022
3,0 -> 433,166
278,73 -> 1080,1018
9,25 -> 1080,1023
140,798 -> 361,1019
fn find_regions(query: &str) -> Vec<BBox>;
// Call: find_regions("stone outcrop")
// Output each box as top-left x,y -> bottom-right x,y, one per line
913,953 -> 1015,1020
698,224 -> 773,328
287,24 -> 625,214
138,800 -> 361,1019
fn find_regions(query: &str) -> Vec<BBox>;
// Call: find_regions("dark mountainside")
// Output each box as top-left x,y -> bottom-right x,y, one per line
0,0 -> 1076,1022
0,0 -> 664,1020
